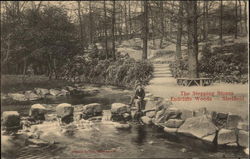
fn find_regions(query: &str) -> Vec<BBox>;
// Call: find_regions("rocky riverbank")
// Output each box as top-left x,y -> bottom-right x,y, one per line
1,84 -> 100,103
140,93 -> 249,155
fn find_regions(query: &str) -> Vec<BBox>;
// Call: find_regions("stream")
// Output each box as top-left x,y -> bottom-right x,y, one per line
1,86 -> 247,158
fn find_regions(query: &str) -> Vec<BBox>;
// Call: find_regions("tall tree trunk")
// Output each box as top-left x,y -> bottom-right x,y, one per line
48,63 -> 52,79
159,1 -> 165,49
220,0 -> 223,46
235,0 -> 238,39
103,0 -> 108,59
118,8 -> 122,44
16,1 -> 20,16
22,58 -> 27,76
169,1 -> 175,39
89,1 -> 93,44
2,34 -> 11,65
203,1 -> 205,40
203,1 -> 208,42
185,1 -> 198,78
112,0 -> 116,60
128,0 -> 132,35
164,2 -> 168,41
149,4 -> 155,47
53,58 -> 57,79
243,0 -> 248,34
77,1 -> 84,50
176,1 -> 183,60
124,2 -> 128,35
142,1 -> 148,60
152,20 -> 155,47
239,0 -> 243,34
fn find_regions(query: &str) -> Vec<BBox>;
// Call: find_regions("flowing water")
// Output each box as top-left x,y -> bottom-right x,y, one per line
1,86 -> 248,159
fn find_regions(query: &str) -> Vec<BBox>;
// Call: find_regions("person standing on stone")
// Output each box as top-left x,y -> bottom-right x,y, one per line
130,82 -> 145,120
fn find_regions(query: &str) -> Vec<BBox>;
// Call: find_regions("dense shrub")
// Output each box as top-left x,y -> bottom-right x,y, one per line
170,43 -> 248,84
60,52 -> 154,88
169,58 -> 189,78
152,50 -> 175,59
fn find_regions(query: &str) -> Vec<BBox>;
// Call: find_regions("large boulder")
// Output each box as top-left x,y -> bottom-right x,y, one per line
155,99 -> 172,112
180,109 -> 194,120
238,130 -> 248,147
83,87 -> 100,96
211,111 -> 228,128
164,119 -> 184,128
237,122 -> 249,131
111,103 -> 130,115
165,107 -> 182,121
76,103 -> 103,120
70,88 -> 85,96
122,113 -> 131,121
72,86 -> 99,96
2,111 -> 21,131
56,103 -> 74,124
29,104 -> 46,121
155,108 -> 167,123
141,116 -> 153,125
88,116 -> 102,121
28,138 -> 49,146
56,103 -> 74,118
45,114 -> 57,122
145,110 -> 156,118
8,93 -> 27,101
226,114 -> 243,129
65,86 -> 75,92
217,129 -> 237,145
145,93 -> 153,97
144,99 -> 157,111
244,148 -> 249,155
155,107 -> 182,124
58,89 -> 70,96
73,112 -> 83,121
25,91 -> 40,101
80,103 -> 102,115
34,88 -> 49,97
153,96 -> 164,102
178,115 -> 217,142
202,134 -> 217,143
193,107 -> 208,117
111,114 -> 126,122
49,89 -> 61,96
131,110 -> 143,121
164,127 -> 178,133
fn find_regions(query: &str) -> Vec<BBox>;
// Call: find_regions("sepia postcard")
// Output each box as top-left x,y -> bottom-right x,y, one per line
1,0 -> 249,158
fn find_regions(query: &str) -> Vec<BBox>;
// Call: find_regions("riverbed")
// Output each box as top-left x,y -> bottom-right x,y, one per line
1,85 -> 247,158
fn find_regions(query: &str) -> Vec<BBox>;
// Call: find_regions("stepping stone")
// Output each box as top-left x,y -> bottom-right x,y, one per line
154,72 -> 172,75
154,75 -> 172,78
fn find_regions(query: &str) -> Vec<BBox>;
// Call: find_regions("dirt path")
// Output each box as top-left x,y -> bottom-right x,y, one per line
146,63 -> 248,120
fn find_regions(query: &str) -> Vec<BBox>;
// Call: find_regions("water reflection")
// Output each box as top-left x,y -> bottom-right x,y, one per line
133,125 -> 147,146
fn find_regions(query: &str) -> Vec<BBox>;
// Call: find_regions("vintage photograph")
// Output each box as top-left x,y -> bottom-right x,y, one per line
1,0 -> 249,158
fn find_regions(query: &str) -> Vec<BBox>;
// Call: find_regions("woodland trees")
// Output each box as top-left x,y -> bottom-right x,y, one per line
1,1 -> 248,79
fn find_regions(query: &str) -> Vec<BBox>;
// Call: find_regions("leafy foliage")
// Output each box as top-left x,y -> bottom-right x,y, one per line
1,4 -> 79,76
170,43 -> 248,83
60,52 -> 154,88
